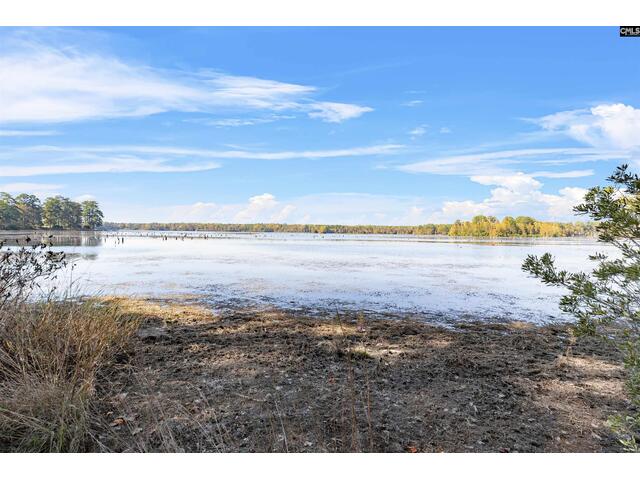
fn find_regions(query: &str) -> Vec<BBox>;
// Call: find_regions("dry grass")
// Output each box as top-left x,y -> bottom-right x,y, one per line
0,299 -> 139,452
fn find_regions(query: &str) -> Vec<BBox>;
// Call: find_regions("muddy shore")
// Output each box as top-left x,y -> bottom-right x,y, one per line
95,297 -> 628,452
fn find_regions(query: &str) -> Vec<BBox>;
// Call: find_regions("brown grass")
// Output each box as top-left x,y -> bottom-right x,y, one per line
0,299 -> 139,452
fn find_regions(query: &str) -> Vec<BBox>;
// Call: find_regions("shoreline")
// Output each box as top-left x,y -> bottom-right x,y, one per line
1,228 -> 598,240
91,296 -> 625,452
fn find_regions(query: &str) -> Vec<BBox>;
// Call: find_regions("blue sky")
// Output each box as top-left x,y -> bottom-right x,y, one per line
1,27 -> 639,224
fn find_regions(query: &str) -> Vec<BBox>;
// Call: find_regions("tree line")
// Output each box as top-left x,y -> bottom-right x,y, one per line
0,192 -> 104,230
105,215 -> 596,237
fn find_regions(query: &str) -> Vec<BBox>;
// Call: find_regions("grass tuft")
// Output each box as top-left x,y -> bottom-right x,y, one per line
0,299 -> 139,452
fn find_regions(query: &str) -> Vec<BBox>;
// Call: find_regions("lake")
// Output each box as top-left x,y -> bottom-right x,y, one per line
2,231 -> 611,324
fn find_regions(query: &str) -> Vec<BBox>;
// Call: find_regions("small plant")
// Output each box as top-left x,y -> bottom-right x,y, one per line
0,238 -> 66,310
523,164 -> 640,451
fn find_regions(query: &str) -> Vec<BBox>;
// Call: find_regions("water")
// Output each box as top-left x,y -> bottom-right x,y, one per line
2,231 -> 612,324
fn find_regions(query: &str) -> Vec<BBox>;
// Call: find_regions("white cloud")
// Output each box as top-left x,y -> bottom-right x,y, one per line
428,173 -> 588,222
398,147 -> 629,176
104,182 -> 589,225
234,193 -> 293,223
0,143 -> 403,177
402,100 -> 423,107
0,129 -> 58,137
209,118 -> 264,127
101,143 -> 402,160
536,103 -> 640,150
0,182 -> 63,196
0,144 -> 403,177
400,104 -> 640,178
409,124 -> 428,138
108,192 -> 436,225
439,127 -> 451,134
543,187 -> 588,218
0,157 -> 222,177
271,204 -> 297,223
470,173 -> 542,192
307,102 -> 373,123
0,39 -> 372,124
206,74 -> 314,110
529,169 -> 594,179
438,200 -> 494,220
159,193 -> 296,224
395,103 -> 640,222
74,194 -> 96,202
197,114 -> 295,127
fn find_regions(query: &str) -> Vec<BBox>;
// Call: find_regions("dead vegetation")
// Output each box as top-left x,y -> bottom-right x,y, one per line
86,298 -> 628,453
0,299 -> 139,452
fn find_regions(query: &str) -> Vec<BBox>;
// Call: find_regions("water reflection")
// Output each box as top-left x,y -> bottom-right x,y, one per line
0,231 -> 103,247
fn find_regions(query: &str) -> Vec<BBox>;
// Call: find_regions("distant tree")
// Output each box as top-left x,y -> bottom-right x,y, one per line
0,193 -> 20,230
81,200 -> 104,229
523,165 -> 640,451
42,196 -> 64,229
101,218 -> 595,238
14,194 -> 43,229
61,199 -> 82,229
515,215 -> 536,224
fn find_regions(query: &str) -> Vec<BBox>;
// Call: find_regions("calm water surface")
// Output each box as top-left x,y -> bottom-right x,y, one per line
3,231 -> 612,324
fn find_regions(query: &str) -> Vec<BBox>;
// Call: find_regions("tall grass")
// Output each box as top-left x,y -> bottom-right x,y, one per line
0,239 -> 140,451
0,298 -> 139,452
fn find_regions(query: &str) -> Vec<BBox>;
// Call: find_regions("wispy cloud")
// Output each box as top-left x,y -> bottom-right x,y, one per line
401,103 -> 640,179
0,129 -> 58,137
0,159 -> 222,177
191,114 -> 295,128
9,143 -> 403,160
408,124 -> 428,138
0,34 -> 372,125
0,143 -> 404,177
74,194 -> 96,202
529,169 -> 594,179
402,100 -> 423,107
398,148 -> 629,176
0,182 -> 64,196
307,102 -> 373,123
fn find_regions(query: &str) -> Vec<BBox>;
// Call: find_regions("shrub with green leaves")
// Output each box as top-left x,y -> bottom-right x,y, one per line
523,164 -> 640,451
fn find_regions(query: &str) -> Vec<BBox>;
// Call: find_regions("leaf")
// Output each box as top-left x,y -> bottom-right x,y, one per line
110,417 -> 126,427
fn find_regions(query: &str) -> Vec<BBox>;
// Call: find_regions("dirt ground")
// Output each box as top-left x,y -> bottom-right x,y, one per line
95,297 -> 629,452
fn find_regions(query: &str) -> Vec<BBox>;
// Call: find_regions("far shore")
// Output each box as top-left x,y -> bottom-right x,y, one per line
0,228 -> 597,240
